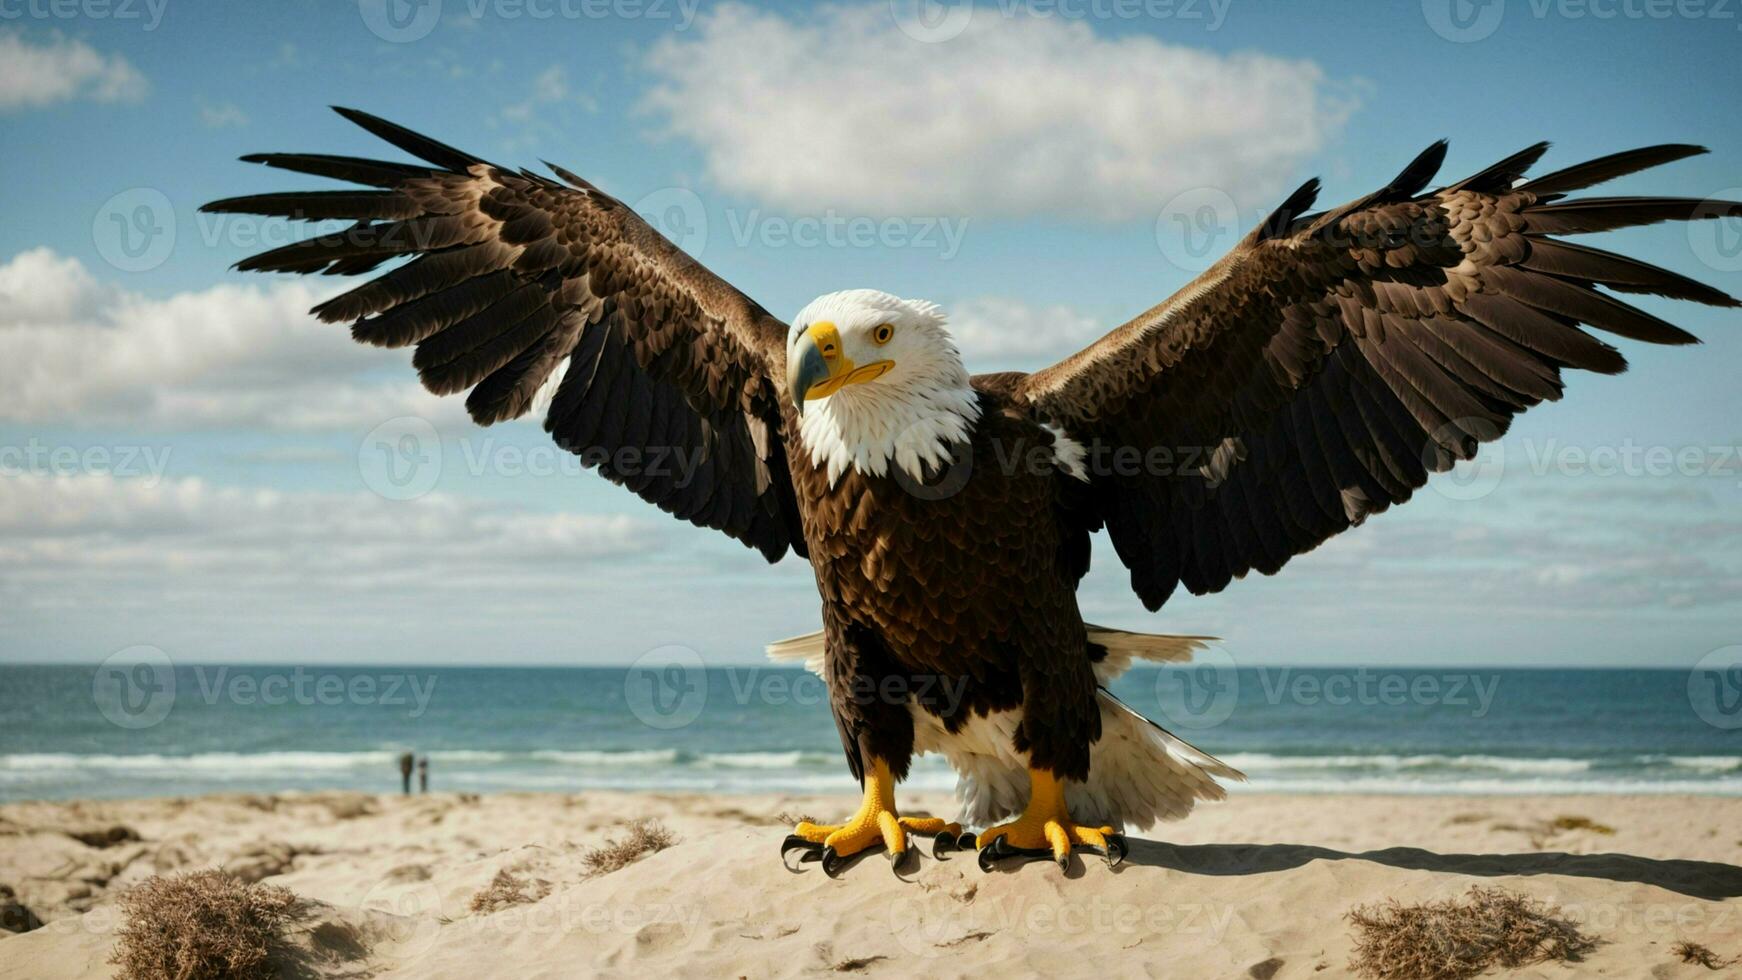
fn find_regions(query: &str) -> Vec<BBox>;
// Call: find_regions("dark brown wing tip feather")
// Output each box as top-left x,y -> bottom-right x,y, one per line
1521,143 -> 1710,196
543,160 -> 593,191
1255,177 -> 1321,242
1393,139 -> 1450,198
330,105 -> 484,173
1446,141 -> 1551,194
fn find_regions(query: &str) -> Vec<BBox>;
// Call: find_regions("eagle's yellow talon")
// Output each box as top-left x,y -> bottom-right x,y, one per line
1069,823 -> 1115,850
877,810 -> 905,854
783,757 -> 917,871
781,761 -> 971,874
975,768 -> 1118,870
897,817 -> 960,837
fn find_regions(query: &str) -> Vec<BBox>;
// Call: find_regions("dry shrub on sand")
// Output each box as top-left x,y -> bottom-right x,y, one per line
109,870 -> 299,980
1347,886 -> 1595,980
1545,815 -> 1614,835
1672,940 -> 1734,969
468,868 -> 550,914
581,819 -> 677,876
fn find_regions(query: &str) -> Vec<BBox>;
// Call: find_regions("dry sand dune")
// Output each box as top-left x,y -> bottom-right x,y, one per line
3,792 -> 1740,978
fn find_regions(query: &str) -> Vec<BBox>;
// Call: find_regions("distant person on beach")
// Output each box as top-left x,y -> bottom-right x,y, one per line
398,752 -> 414,794
417,757 -> 428,793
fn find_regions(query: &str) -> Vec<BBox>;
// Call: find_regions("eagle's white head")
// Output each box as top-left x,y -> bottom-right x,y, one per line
785,289 -> 980,485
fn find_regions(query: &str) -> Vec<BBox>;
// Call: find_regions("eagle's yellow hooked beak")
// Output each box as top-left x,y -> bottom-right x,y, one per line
787,321 -> 893,415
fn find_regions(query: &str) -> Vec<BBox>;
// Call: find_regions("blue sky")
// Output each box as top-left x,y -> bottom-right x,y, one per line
2,0 -> 1740,667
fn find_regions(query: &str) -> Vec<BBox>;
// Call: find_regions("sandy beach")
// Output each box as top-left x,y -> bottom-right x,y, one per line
2,790 -> 1738,978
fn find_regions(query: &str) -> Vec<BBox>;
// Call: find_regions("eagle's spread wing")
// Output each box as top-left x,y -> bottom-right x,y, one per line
1015,142 -> 1740,610
207,108 -> 804,561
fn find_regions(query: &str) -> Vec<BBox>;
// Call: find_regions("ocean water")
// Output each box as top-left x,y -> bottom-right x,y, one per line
1,664 -> 1738,801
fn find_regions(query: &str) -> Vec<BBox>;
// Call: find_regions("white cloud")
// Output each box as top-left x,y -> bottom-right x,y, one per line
0,31 -> 147,111
198,101 -> 249,129
0,471 -> 833,668
502,65 -> 595,123
0,248 -> 463,432
946,296 -> 1104,372
0,473 -> 648,586
0,247 -> 111,324
642,4 -> 1357,220
0,472 -> 672,660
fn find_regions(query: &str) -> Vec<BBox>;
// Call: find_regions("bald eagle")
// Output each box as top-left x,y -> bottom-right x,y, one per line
207,109 -> 1739,874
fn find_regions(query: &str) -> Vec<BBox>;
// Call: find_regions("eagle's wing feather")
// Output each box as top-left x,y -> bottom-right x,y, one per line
207,108 -> 804,561
1015,142 -> 1739,610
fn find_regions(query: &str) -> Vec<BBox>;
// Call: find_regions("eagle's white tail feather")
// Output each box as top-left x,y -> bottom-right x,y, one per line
1083,624 -> 1214,684
767,626 -> 1242,830
764,630 -> 827,674
933,690 -> 1243,832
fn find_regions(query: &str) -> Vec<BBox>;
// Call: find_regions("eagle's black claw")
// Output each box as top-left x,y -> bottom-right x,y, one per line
820,845 -> 879,878
977,841 -> 1001,872
781,835 -> 823,873
820,845 -> 848,878
930,833 -> 955,860
957,832 -> 978,850
1105,834 -> 1128,868
889,847 -> 919,879
977,835 -> 1074,872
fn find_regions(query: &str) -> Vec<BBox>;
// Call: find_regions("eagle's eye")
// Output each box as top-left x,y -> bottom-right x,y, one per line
872,323 -> 895,345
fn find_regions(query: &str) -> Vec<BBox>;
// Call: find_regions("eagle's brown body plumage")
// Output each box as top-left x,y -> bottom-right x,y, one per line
789,388 -> 1099,784
208,109 -> 1739,848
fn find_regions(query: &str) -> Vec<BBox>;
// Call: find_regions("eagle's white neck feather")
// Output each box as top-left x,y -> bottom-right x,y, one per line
798,366 -> 980,486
